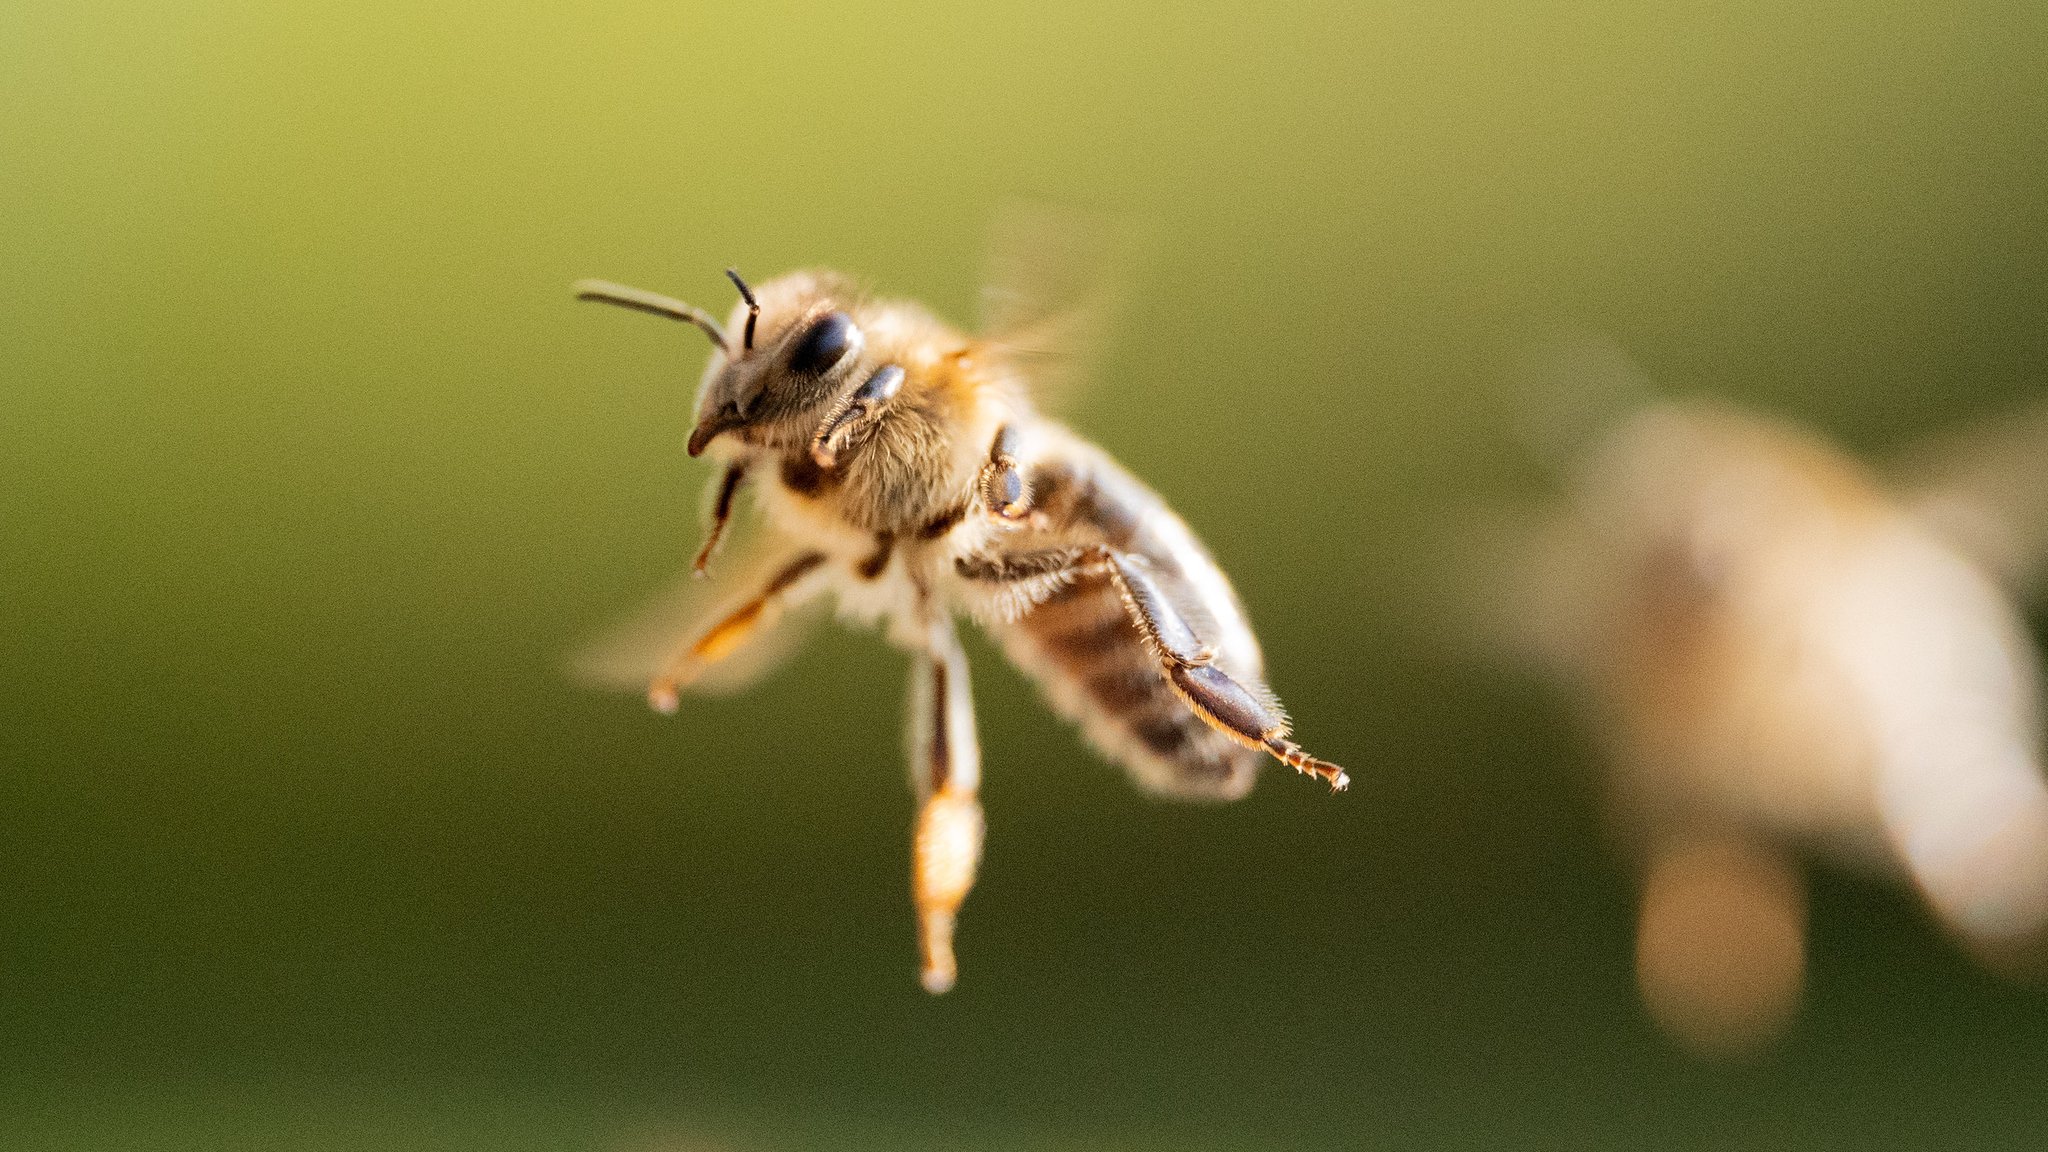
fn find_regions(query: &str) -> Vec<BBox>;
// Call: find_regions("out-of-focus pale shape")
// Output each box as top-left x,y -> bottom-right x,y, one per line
1903,397 -> 2048,595
1635,836 -> 1806,1058
1508,327 -> 1658,468
1496,346 -> 2048,1052
1545,403 -> 1898,852
1560,402 -> 2048,946
1820,525 -> 2048,945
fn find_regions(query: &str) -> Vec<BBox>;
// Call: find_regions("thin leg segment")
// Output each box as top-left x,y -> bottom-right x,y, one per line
692,462 -> 748,577
856,532 -> 896,581
647,550 -> 826,712
1097,549 -> 1215,668
908,616 -> 984,994
957,545 -> 1348,791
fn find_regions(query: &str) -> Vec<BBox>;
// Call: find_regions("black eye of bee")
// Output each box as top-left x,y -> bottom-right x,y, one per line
787,311 -> 859,377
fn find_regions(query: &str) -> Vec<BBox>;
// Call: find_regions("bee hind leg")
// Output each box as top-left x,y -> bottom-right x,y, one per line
1162,663 -> 1350,793
956,544 -> 1348,792
907,617 -> 985,994
1083,547 -> 1343,789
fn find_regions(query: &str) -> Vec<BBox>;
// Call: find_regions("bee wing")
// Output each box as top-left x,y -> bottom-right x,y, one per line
1421,499 -> 1602,676
1896,395 -> 2048,596
975,201 -> 1132,415
1503,326 -> 1662,473
564,539 -> 828,699
1426,329 -> 1664,671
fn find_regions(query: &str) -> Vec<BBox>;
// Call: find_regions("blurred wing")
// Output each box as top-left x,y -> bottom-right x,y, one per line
1422,500 -> 1606,678
565,542 -> 827,699
1503,327 -> 1661,474
975,201 -> 1131,415
1897,394 -> 2048,596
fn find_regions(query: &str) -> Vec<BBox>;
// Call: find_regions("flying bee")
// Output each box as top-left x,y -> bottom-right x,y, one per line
571,238 -> 1347,994
1467,331 -> 2048,1055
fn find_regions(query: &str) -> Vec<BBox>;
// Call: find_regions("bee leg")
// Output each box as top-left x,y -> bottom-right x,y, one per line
1093,548 -> 1216,667
691,461 -> 748,578
953,547 -> 1089,583
1094,551 -> 1345,791
810,364 -> 906,469
1164,663 -> 1350,792
646,550 -> 826,712
959,545 -> 1348,791
907,616 -> 984,994
955,547 -> 1212,666
856,532 -> 896,580
977,423 -> 1031,520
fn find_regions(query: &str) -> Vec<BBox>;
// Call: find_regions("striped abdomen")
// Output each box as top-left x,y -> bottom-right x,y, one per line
983,437 -> 1272,799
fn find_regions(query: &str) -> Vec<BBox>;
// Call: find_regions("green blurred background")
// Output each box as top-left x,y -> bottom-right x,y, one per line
5,2 -> 2047,1148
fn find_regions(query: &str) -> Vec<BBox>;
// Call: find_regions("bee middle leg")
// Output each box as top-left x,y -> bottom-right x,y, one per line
957,545 -> 1349,791
907,616 -> 984,994
646,550 -> 826,712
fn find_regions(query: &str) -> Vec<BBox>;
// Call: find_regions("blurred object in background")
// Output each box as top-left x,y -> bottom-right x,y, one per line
1633,834 -> 1806,1058
1475,333 -> 2048,1057
1901,399 -> 2048,597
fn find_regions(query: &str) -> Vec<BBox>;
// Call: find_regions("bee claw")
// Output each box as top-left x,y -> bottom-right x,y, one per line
1268,737 -> 1348,793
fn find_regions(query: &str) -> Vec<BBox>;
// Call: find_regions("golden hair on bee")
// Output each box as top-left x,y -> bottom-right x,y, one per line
572,237 -> 1346,994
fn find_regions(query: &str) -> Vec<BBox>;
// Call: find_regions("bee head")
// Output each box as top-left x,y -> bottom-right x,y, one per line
684,268 -> 870,457
575,268 -> 872,458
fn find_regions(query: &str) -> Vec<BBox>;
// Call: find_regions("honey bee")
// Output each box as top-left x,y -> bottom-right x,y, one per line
571,240 -> 1346,994
1476,332 -> 2048,1054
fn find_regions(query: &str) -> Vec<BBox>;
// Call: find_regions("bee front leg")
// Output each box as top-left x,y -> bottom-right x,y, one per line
691,461 -> 748,577
907,616 -> 984,994
810,364 -> 906,469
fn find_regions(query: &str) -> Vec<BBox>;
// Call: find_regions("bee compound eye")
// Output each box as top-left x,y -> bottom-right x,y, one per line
786,311 -> 860,377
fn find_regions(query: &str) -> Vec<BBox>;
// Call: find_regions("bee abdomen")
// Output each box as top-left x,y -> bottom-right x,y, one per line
1007,573 -> 1261,799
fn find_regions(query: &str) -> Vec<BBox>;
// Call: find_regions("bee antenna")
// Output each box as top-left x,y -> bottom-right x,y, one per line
725,268 -> 760,353
573,279 -> 731,357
